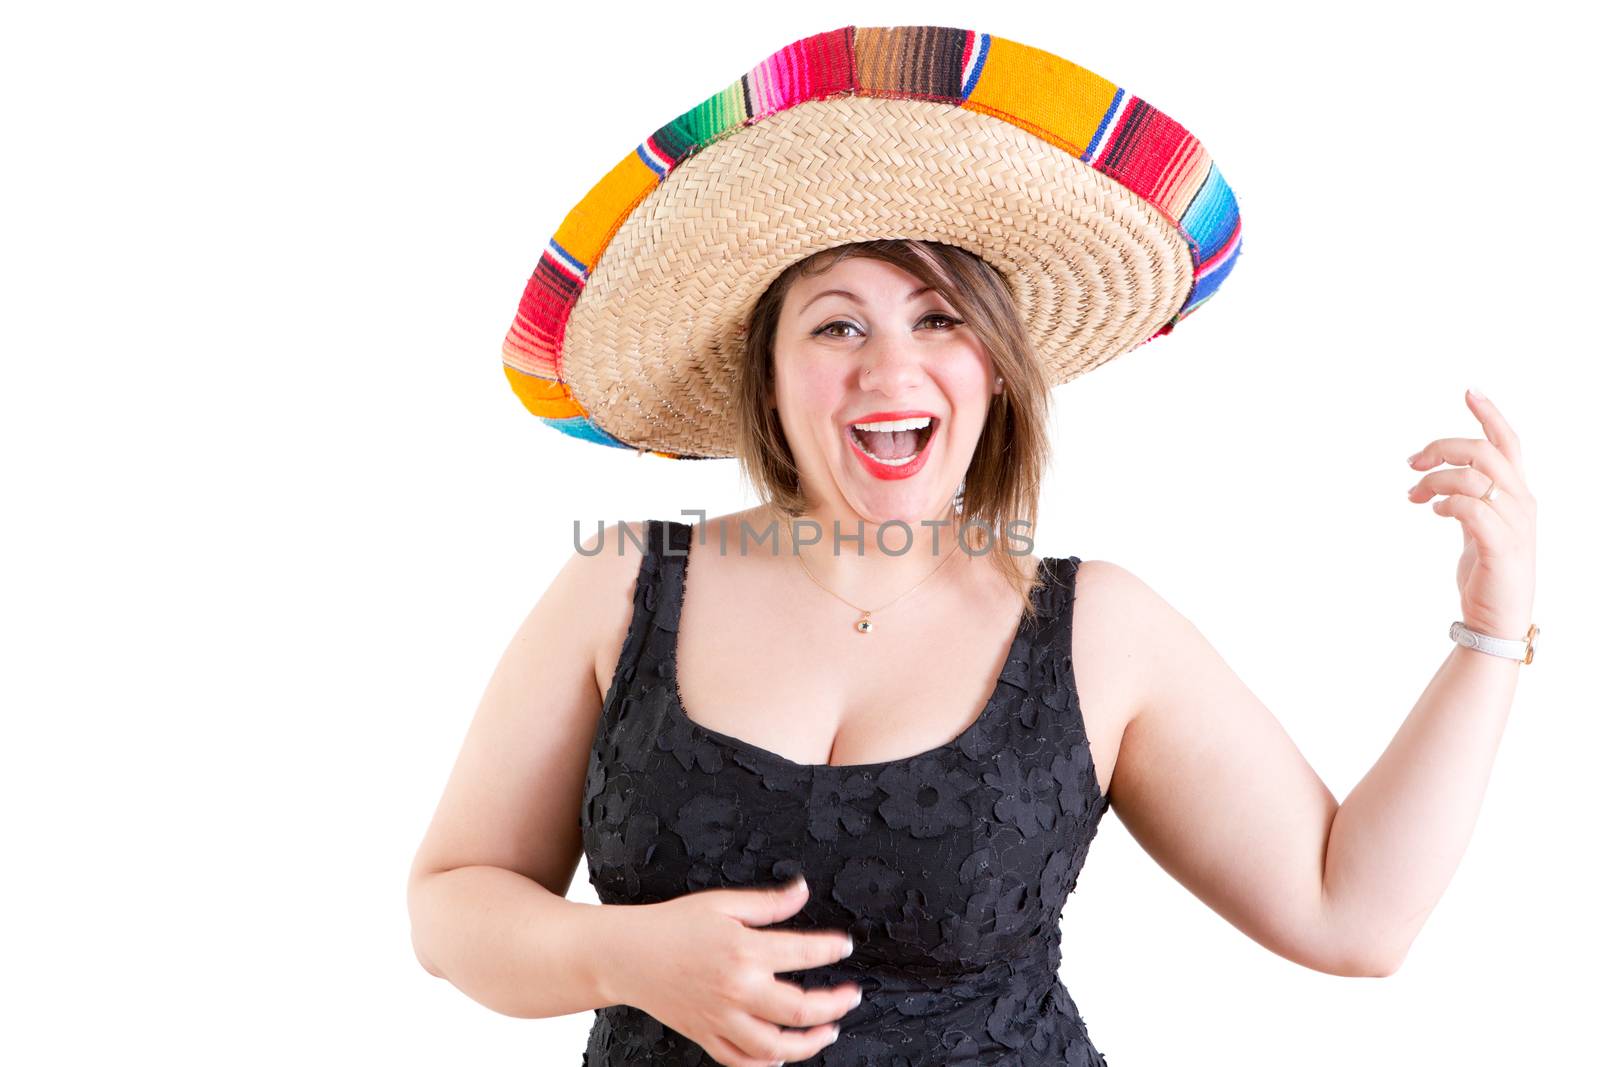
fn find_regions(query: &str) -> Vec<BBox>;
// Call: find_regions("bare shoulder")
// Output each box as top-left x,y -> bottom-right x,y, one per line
1070,557 -> 1189,692
1065,558 -> 1186,796
513,517 -> 654,703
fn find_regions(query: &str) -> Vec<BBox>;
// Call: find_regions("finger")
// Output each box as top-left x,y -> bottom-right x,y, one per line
1465,388 -> 1525,473
760,926 -> 855,972
1406,467 -> 1529,525
1429,492 -> 1516,551
705,1030 -> 791,1067
750,976 -> 864,1031
723,876 -> 810,928
1408,437 -> 1527,498
723,1012 -> 842,1067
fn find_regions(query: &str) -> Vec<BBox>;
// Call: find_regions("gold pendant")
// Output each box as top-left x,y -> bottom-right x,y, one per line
854,614 -> 873,634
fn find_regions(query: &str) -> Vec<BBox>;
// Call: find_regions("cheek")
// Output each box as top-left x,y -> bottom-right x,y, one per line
939,353 -> 996,415
944,337 -> 994,382
775,358 -> 848,416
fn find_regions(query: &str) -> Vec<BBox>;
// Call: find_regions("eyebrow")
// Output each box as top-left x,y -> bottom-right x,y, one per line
798,285 -> 938,315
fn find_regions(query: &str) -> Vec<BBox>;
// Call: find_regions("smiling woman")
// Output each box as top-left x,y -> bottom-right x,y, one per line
410,22 -> 1322,1067
736,239 -> 1054,615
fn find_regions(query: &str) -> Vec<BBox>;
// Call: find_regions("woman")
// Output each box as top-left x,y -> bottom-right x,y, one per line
407,26 -> 1539,1067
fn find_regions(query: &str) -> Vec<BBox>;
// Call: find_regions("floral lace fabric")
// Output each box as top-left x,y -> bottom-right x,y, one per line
580,519 -> 1112,1065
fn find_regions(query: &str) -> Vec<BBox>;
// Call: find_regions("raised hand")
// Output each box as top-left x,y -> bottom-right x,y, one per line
1405,387 -> 1537,642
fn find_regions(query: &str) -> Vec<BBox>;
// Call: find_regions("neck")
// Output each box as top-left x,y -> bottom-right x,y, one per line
762,501 -> 972,602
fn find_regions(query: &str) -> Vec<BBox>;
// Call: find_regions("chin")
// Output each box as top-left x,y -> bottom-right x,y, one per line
842,486 -> 961,528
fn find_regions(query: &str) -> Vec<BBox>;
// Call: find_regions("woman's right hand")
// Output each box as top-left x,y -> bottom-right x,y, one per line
608,875 -> 863,1067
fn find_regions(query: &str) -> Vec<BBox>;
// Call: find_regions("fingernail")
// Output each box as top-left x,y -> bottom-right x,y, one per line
1468,386 -> 1485,400
852,988 -> 863,1008
842,935 -> 854,957
829,1026 -> 842,1044
1406,453 -> 1420,465
789,874 -> 806,892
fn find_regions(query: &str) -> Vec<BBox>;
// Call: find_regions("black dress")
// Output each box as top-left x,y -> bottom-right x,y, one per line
580,519 -> 1112,1065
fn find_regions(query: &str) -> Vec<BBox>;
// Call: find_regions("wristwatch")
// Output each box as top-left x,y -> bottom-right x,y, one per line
1449,621 -> 1540,665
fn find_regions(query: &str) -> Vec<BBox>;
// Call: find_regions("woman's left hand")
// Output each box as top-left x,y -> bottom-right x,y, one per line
1405,388 -> 1537,640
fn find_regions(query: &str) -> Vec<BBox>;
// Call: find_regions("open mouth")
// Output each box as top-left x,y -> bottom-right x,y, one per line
848,415 -> 938,467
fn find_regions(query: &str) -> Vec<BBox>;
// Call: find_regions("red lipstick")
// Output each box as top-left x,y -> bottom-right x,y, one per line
843,411 -> 940,481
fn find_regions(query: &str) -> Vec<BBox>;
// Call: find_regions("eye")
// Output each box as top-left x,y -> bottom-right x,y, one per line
812,313 -> 965,339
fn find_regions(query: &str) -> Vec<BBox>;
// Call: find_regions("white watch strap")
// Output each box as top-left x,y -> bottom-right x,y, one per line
1449,620 -> 1529,662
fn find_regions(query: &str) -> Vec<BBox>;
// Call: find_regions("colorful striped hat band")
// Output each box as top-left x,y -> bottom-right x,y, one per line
501,25 -> 1243,459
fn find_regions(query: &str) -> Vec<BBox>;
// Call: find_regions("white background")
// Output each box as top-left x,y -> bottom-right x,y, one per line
4,2 -> 1594,1064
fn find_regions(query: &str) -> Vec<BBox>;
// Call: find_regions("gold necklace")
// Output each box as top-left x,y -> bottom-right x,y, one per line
792,533 -> 964,634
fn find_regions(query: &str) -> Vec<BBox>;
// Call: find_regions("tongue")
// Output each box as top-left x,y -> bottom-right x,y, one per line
861,428 -> 919,460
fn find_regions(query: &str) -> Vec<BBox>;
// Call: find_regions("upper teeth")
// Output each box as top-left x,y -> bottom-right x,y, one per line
852,416 -> 932,432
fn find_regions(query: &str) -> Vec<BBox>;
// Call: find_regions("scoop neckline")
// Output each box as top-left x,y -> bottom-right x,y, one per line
660,519 -> 1052,774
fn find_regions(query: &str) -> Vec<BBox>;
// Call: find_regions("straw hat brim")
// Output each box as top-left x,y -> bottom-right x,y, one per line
502,27 -> 1243,459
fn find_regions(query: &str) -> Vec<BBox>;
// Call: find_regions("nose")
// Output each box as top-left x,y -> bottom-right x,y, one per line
856,334 -> 927,396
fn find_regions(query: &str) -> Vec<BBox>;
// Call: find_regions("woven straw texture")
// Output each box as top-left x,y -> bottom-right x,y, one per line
502,25 -> 1243,459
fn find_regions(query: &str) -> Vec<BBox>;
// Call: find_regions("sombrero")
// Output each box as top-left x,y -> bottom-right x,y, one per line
500,25 -> 1243,459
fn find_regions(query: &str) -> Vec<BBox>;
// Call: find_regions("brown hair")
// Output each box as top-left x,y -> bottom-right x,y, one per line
733,239 -> 1053,619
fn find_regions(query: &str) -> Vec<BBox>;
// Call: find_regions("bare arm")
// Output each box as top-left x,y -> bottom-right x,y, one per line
1325,390 -> 1535,972
1089,560 -> 1521,978
1320,643 -> 1521,972
408,865 -> 639,1018
407,521 -> 646,1017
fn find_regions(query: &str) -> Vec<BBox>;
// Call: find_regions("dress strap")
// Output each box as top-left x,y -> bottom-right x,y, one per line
651,519 -> 693,633
1028,554 -> 1086,728
597,518 -> 679,730
1028,554 -> 1083,659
